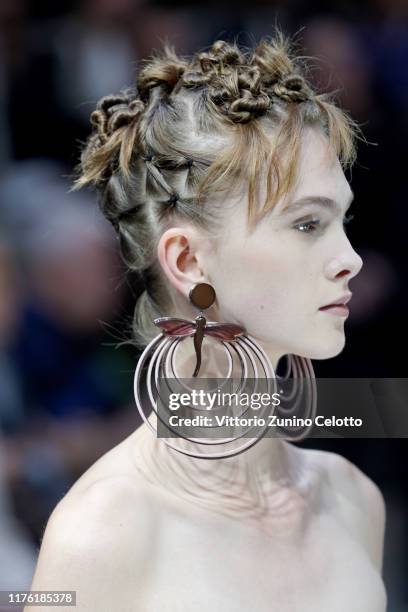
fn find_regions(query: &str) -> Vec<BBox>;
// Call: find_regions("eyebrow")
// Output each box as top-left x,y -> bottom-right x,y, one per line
278,192 -> 354,217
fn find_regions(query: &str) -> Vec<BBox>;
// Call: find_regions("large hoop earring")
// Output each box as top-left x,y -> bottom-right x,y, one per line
133,282 -> 316,458
274,354 -> 317,441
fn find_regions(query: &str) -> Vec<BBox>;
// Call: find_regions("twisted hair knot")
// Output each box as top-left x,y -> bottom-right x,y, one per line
183,42 -> 272,124
181,43 -> 243,89
271,75 -> 312,103
182,41 -> 313,123
90,94 -> 144,144
137,54 -> 188,101
208,64 -> 270,124
198,41 -> 244,75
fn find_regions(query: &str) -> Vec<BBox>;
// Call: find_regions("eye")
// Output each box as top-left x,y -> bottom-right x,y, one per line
295,212 -> 355,235
294,218 -> 321,234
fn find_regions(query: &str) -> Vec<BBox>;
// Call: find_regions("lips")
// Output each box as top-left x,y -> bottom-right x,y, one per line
319,304 -> 347,310
319,304 -> 350,317
319,305 -> 349,315
319,293 -> 352,309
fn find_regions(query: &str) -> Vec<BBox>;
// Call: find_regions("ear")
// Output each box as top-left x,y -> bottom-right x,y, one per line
157,226 -> 209,300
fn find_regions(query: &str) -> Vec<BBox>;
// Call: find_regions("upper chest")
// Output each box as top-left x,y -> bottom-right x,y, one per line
138,502 -> 386,612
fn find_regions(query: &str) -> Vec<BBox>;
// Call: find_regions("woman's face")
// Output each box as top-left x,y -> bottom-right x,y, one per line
203,127 -> 363,364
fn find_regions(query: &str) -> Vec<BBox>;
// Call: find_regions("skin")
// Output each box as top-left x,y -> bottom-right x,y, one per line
26,127 -> 386,612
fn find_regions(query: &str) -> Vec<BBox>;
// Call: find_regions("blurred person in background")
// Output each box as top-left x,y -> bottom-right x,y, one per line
16,191 -> 125,418
0,236 -> 36,591
0,161 -> 140,543
5,0 -> 200,165
0,235 -> 24,432
0,440 -> 36,591
0,160 -> 134,421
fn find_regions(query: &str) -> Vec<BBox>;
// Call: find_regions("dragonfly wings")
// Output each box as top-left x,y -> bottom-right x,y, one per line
154,317 -> 245,341
203,322 -> 245,341
154,317 -> 196,336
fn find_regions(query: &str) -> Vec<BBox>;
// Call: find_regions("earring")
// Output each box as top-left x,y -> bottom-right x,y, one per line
274,354 -> 317,442
133,282 -> 316,458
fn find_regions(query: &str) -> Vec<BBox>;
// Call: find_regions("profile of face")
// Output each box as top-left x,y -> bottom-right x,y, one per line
159,127 -> 363,367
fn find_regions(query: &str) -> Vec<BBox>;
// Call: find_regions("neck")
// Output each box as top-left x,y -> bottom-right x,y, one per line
132,417 -> 313,530
131,326 -> 314,523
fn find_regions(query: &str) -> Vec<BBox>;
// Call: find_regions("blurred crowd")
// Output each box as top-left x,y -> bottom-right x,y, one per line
0,0 -> 407,608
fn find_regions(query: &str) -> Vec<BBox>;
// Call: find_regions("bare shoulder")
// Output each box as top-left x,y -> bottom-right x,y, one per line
27,435 -> 156,611
322,449 -> 385,522
303,447 -> 386,571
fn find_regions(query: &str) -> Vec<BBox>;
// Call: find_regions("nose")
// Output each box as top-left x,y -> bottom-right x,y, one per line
324,239 -> 363,281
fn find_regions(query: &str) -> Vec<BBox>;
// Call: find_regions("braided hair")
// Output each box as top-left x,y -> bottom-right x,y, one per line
72,30 -> 360,349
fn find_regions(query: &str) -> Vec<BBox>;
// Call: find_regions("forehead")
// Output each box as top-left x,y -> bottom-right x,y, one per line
274,128 -> 353,217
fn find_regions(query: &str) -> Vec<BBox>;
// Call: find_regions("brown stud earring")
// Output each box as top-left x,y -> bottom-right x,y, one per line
188,282 -> 216,311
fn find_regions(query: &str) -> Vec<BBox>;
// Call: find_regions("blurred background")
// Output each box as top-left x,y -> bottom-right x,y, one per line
0,0 -> 406,609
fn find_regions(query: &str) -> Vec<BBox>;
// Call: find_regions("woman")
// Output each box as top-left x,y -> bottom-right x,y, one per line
27,32 -> 386,611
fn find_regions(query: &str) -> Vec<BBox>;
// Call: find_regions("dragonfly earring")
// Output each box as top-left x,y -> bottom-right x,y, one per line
133,282 -> 317,458
154,282 -> 245,377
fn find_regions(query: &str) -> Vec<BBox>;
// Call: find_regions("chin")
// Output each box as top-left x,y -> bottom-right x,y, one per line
307,338 -> 346,360
292,332 -> 346,361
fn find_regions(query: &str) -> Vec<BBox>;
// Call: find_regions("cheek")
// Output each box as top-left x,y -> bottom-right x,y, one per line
209,238 -> 303,327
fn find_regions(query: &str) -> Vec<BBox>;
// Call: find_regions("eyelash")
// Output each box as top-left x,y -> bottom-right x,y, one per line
295,213 -> 355,234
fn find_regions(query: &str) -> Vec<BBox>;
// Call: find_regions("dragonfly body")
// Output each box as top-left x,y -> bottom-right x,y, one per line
154,314 -> 245,377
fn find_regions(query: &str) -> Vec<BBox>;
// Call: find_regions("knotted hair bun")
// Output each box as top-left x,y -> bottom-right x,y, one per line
198,40 -> 245,74
208,64 -> 271,124
271,75 -> 312,103
137,49 -> 188,101
180,39 -> 312,124
73,91 -> 144,189
90,94 -> 145,144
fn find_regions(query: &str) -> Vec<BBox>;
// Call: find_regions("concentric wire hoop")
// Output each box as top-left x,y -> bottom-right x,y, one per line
134,328 -> 277,458
274,354 -> 317,441
134,327 -> 317,459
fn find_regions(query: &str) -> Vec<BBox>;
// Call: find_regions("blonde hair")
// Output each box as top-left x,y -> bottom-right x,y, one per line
72,30 -> 360,349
